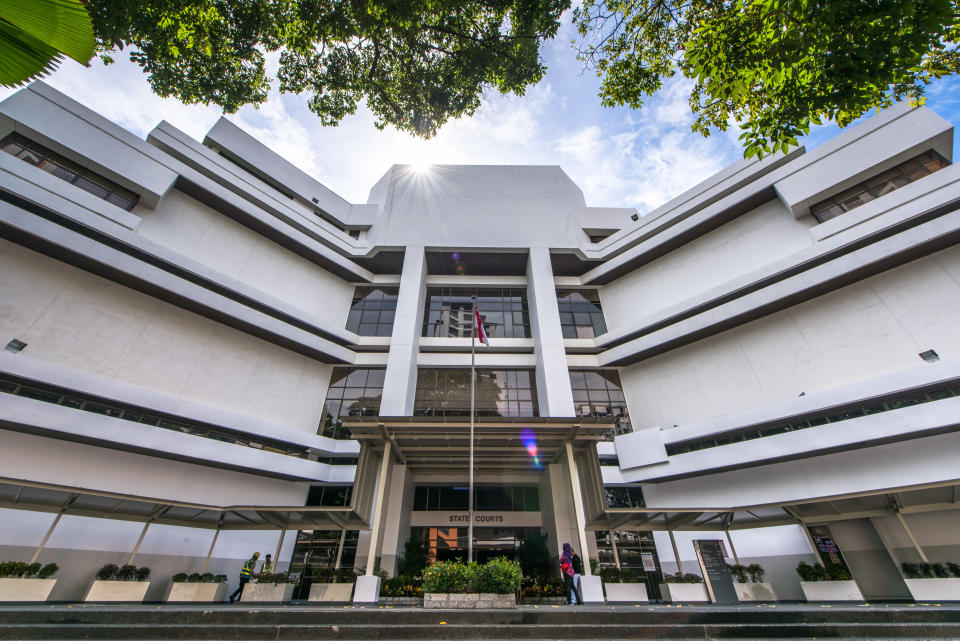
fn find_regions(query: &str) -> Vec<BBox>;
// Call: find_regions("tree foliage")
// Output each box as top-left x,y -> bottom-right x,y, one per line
574,0 -> 960,157
0,0 -> 96,88
86,0 -> 569,137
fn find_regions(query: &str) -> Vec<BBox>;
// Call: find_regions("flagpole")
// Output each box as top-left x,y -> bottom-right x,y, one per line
468,295 -> 476,564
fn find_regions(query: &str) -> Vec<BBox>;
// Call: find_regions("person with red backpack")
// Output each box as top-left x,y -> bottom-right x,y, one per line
560,542 -> 577,605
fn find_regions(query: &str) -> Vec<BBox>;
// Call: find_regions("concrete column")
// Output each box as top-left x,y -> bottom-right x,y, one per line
273,528 -> 287,571
126,521 -> 152,566
29,512 -> 64,564
200,522 -> 222,574
355,441 -> 392,603
725,531 -> 740,565
380,246 -> 426,416
565,442 -> 603,602
378,463 -> 413,576
526,247 -> 575,417
895,512 -> 929,563
668,530 -> 684,574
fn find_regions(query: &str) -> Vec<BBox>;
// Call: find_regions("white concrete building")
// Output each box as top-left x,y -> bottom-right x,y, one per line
1,82 -> 959,603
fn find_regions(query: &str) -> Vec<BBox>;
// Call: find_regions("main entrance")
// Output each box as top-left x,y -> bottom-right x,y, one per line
413,526 -> 543,564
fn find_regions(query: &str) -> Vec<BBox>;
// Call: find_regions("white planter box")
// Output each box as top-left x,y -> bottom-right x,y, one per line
240,583 -> 294,602
423,593 -> 516,609
165,582 -> 226,602
800,580 -> 864,601
0,578 -> 57,602
603,583 -> 649,603
85,580 -> 150,602
905,578 -> 960,601
659,583 -> 709,602
308,583 -> 354,602
734,582 -> 778,602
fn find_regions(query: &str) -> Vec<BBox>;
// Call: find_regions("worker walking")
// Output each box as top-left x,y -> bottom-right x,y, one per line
229,551 -> 260,603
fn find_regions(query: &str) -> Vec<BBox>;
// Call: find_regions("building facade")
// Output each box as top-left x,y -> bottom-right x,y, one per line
1,82 -> 959,602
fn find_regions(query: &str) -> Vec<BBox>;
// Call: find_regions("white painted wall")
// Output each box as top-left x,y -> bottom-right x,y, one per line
601,199 -> 814,332
0,243 -> 332,434
136,188 -> 354,329
619,244 -> 960,429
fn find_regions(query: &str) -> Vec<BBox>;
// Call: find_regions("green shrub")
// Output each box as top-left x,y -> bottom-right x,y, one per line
95,564 -> 118,581
187,573 -> 202,583
727,564 -> 748,583
520,576 -> 565,598
422,560 -> 475,593
474,558 -> 522,594
662,572 -> 703,584
96,564 -> 149,581
746,564 -> 766,583
380,575 -> 423,597
0,561 -> 57,579
797,561 -> 851,582
171,573 -> 189,583
396,535 -> 429,577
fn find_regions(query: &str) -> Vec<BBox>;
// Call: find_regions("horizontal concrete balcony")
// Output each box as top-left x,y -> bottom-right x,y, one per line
0,352 -> 359,457
0,196 -> 358,364
612,360 -> 960,484
0,393 -> 356,482
598,195 -> 960,366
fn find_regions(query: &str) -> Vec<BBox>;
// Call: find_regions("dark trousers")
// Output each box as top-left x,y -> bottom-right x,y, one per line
230,577 -> 249,601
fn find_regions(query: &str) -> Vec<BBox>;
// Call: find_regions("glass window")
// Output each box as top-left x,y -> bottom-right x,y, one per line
345,287 -> 399,336
810,151 -> 949,223
569,369 -> 632,436
414,485 -> 540,511
319,367 -> 385,438
414,368 -> 538,417
306,485 -> 353,506
0,132 -> 139,210
422,288 -> 530,338
557,290 -> 607,338
604,486 -> 645,509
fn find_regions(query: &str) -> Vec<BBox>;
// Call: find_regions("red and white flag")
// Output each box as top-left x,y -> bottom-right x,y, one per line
474,307 -> 489,346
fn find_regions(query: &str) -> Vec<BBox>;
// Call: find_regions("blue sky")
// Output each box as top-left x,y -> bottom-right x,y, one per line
3,14 -> 960,214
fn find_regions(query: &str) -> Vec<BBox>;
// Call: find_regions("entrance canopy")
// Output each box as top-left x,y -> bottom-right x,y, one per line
588,481 -> 960,531
0,476 -> 369,530
342,416 -> 615,474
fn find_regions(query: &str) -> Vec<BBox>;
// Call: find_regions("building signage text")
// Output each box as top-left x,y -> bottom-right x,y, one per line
448,514 -> 505,523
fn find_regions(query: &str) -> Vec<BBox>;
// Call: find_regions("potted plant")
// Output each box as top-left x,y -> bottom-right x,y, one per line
599,567 -> 649,603
165,572 -> 228,602
796,561 -> 863,601
85,564 -> 151,602
901,561 -> 960,601
659,571 -> 709,602
309,567 -> 359,602
0,561 -> 59,601
422,558 -> 520,609
727,563 -> 778,602
241,571 -> 296,602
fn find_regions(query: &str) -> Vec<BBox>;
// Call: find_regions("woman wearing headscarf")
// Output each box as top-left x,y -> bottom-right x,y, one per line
560,542 -> 576,605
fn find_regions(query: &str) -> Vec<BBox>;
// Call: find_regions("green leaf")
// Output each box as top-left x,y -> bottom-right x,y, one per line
0,0 -> 94,63
0,0 -> 95,87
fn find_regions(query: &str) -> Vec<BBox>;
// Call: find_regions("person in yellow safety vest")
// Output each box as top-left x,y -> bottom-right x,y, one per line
229,551 -> 259,603
260,554 -> 273,575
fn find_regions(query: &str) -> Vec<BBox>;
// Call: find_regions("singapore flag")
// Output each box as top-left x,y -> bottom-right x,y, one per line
474,307 -> 489,346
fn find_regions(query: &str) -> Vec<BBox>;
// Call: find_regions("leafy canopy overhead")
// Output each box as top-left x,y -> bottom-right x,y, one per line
574,0 -> 960,157
0,0 -> 96,88
87,0 -> 569,137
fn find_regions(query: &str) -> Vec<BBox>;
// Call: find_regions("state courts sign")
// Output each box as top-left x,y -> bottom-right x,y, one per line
410,511 -> 542,527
